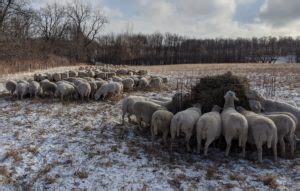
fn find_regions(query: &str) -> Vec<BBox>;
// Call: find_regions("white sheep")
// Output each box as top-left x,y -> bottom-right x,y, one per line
5,80 -> 17,95
196,105 -> 222,156
121,96 -> 148,124
122,78 -> 134,91
40,79 -> 57,97
78,71 -> 89,78
77,82 -> 91,101
263,113 -> 296,158
151,110 -> 174,145
55,81 -> 77,101
149,77 -> 163,89
29,81 -> 40,98
137,77 -> 149,89
52,73 -> 61,82
221,91 -> 248,158
95,82 -> 123,100
68,70 -> 77,78
138,70 -> 148,76
133,101 -> 166,128
14,82 -> 30,100
237,107 -> 278,163
170,104 -> 202,152
247,90 -> 300,137
88,81 -> 98,99
61,72 -> 69,80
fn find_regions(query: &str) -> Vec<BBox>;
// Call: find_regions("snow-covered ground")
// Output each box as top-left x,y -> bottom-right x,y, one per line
1,65 -> 300,190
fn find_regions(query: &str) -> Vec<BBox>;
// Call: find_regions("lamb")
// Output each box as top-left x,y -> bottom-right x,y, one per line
122,78 -> 134,91
28,81 -> 40,98
151,110 -> 174,145
170,104 -> 202,152
196,105 -> 222,156
247,90 -> 300,137
133,101 -> 166,128
94,82 -> 123,100
77,82 -> 91,101
14,82 -> 30,100
221,91 -> 248,158
237,107 -> 278,163
40,79 -> 57,97
149,77 -> 163,89
5,80 -> 17,95
262,113 -> 296,158
55,81 -> 77,101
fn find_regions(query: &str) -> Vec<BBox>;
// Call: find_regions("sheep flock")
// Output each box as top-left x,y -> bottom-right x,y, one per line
4,65 -> 300,164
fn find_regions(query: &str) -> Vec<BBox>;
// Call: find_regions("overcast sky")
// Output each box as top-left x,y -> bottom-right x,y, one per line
32,0 -> 300,38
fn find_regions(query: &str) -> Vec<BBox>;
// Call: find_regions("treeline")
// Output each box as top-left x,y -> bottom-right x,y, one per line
1,0 -> 300,67
96,34 -> 300,65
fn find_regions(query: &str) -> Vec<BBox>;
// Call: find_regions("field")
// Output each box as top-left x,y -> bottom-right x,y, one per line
1,63 -> 300,190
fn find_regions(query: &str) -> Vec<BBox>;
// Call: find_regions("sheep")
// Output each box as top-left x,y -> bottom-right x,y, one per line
61,72 -> 69,80
5,80 -> 17,95
94,80 -> 107,90
88,81 -> 98,99
138,70 -> 148,76
151,110 -> 173,145
262,113 -> 296,158
196,105 -> 222,156
221,91 -> 248,158
83,77 -> 95,82
133,101 -> 166,128
46,73 -> 53,81
78,71 -> 89,78
247,90 -> 300,137
170,104 -> 202,152
121,96 -> 148,124
29,81 -> 40,98
112,76 -> 123,82
94,82 -> 123,100
237,107 -> 278,163
95,72 -> 106,79
40,79 -> 57,97
68,70 -> 77,77
149,77 -> 163,89
77,82 -> 91,101
87,70 -> 95,78
52,73 -> 61,82
117,69 -> 128,75
14,82 -> 30,100
137,77 -> 149,89
55,81 -> 77,101
162,77 -> 168,84
122,78 -> 134,91
106,72 -> 116,78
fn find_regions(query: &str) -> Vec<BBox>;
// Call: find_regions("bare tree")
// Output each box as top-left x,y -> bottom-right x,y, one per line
36,3 -> 68,42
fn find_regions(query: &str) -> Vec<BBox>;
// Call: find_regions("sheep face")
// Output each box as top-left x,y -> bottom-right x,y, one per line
224,91 -> 239,101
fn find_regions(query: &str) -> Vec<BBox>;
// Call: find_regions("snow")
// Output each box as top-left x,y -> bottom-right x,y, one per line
1,66 -> 300,189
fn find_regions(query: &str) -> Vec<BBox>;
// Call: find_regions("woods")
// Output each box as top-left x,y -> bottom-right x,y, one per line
1,0 -> 300,67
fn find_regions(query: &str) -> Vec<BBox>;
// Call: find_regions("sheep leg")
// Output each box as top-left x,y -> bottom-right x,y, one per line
197,138 -> 202,154
289,134 -> 295,157
128,114 -> 132,123
186,132 -> 192,152
225,136 -> 232,157
279,137 -> 286,158
122,113 -> 125,125
273,140 -> 278,162
204,138 -> 214,156
162,131 -> 168,146
257,144 -> 263,163
242,139 -> 247,158
151,126 -> 155,146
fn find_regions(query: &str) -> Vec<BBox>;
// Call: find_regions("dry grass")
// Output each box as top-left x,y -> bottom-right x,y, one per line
0,55 -> 84,76
258,174 -> 279,189
128,63 -> 300,75
74,170 -> 89,179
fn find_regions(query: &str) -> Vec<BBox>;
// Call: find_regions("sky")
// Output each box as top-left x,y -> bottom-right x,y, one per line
31,0 -> 300,38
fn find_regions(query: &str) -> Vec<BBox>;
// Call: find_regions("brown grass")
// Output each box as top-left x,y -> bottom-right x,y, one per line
258,174 -> 279,189
0,54 -> 84,76
74,170 -> 89,179
128,63 -> 300,75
